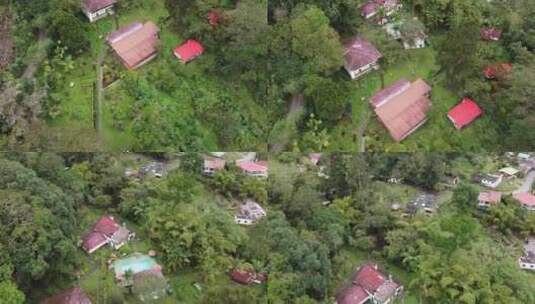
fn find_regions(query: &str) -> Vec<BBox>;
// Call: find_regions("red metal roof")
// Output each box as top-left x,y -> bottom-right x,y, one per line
230,269 -> 253,285
353,264 -> 386,293
238,161 -> 268,172
447,98 -> 482,130
337,285 -> 369,304
173,40 -> 204,63
93,216 -> 120,236
514,192 -> 535,207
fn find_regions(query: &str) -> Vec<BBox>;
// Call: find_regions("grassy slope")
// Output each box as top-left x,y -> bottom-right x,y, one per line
330,41 -> 495,152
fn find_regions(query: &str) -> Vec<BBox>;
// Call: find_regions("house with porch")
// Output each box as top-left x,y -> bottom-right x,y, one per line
336,264 -> 403,304
343,36 -> 382,80
106,22 -> 160,70
82,0 -> 116,22
370,78 -> 432,142
478,191 -> 502,209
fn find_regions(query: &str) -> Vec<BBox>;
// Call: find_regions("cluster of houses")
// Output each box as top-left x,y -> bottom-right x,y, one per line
203,153 -> 269,178
81,215 -> 134,254
341,0 -> 511,142
82,0 -> 210,71
336,263 -> 403,304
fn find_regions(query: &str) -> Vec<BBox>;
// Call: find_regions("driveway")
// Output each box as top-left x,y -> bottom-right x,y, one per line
513,171 -> 535,194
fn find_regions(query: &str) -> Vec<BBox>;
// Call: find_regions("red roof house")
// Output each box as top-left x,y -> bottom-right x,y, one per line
447,98 -> 483,130
484,62 -> 513,79
173,40 -> 204,63
372,79 -> 432,142
478,191 -> 502,208
237,161 -> 268,177
106,22 -> 160,69
41,287 -> 92,304
203,158 -> 226,175
514,192 -> 535,211
81,215 -> 131,254
207,10 -> 220,27
337,285 -> 369,304
230,269 -> 267,285
481,27 -> 502,41
337,264 -> 403,304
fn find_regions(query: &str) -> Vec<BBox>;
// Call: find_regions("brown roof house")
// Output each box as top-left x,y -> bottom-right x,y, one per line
107,22 -> 160,70
203,158 -> 226,176
343,36 -> 382,80
82,0 -> 116,22
81,215 -> 134,254
478,191 -> 502,209
41,287 -> 92,304
336,264 -> 403,304
371,79 -> 432,142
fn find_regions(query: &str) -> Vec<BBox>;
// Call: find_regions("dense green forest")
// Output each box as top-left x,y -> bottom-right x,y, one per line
1,152 -> 534,303
1,0 -> 535,151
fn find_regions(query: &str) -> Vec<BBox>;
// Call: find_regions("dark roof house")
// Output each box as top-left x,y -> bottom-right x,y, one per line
343,36 -> 382,80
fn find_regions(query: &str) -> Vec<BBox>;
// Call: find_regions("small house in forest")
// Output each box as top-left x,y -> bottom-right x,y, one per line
343,36 -> 382,80
519,238 -> 535,271
203,158 -> 226,175
82,0 -> 116,22
107,22 -> 160,70
234,199 -> 266,225
513,192 -> 535,211
336,264 -> 403,304
484,62 -> 513,80
230,268 -> 267,285
82,215 -> 134,254
474,173 -> 503,189
41,287 -> 92,304
173,39 -> 205,63
481,27 -> 502,41
385,19 -> 427,49
478,191 -> 502,209
447,98 -> 483,130
361,0 -> 402,23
